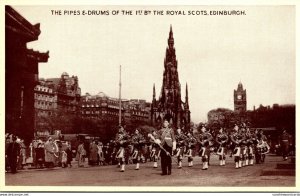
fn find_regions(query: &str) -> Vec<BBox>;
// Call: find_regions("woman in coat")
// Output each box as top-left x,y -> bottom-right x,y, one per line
44,137 -> 56,168
76,140 -> 86,167
89,141 -> 99,166
35,143 -> 45,168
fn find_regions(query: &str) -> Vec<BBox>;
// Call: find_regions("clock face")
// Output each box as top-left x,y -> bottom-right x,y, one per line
237,95 -> 242,100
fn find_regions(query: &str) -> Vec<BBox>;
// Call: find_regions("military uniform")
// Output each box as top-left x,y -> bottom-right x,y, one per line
131,131 -> 146,170
158,127 -> 176,175
150,130 -> 161,168
239,129 -> 248,167
245,130 -> 256,166
197,130 -> 213,170
216,131 -> 228,166
175,131 -> 187,168
186,133 -> 197,167
230,130 -> 245,168
115,129 -> 129,172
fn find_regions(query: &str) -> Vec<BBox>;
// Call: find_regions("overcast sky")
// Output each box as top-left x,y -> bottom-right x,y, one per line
13,5 -> 295,123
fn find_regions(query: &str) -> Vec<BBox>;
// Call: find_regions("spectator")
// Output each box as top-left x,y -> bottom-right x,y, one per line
17,138 -> 26,170
76,140 -> 86,167
65,142 -> 73,167
5,134 -> 11,172
44,137 -> 56,168
97,142 -> 105,166
89,140 -> 98,166
6,135 -> 20,174
61,150 -> 68,168
35,143 -> 45,168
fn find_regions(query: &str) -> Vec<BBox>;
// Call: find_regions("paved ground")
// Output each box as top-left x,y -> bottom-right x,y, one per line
5,154 -> 295,187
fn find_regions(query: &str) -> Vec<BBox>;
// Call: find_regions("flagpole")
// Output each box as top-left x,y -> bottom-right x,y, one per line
119,65 -> 122,126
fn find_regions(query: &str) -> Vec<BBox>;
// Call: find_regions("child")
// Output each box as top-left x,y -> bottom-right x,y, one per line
61,150 -> 68,168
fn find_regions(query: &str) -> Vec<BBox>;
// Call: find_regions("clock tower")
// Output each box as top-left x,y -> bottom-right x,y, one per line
234,82 -> 247,113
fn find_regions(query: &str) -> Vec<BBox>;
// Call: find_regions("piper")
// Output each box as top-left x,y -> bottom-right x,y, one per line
115,126 -> 129,172
131,129 -> 146,170
197,125 -> 213,170
185,132 -> 197,167
216,127 -> 229,166
175,128 -> 187,169
230,125 -> 244,169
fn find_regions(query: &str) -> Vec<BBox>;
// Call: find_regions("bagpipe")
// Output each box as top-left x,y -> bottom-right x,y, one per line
256,140 -> 270,155
115,133 -> 129,147
199,138 -> 213,147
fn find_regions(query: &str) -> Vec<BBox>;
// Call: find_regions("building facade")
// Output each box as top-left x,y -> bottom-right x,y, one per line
80,93 -> 151,123
151,26 -> 190,130
34,72 -> 81,134
234,82 -> 247,113
5,6 -> 49,145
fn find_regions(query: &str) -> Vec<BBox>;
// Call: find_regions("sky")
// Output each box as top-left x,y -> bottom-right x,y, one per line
12,5 -> 295,123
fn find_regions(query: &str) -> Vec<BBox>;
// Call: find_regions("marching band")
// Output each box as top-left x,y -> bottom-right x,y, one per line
108,120 -> 273,174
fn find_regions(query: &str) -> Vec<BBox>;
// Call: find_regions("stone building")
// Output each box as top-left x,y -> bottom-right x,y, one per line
151,26 -> 190,130
80,92 -> 124,121
80,93 -> 150,123
5,6 -> 49,144
34,72 -> 81,134
123,99 -> 151,122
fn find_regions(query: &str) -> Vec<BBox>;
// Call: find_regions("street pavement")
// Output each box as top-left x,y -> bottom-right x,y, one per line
5,154 -> 295,187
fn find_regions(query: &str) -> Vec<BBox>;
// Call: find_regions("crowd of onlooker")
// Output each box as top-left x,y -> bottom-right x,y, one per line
5,133 -> 154,174
5,134 -> 75,173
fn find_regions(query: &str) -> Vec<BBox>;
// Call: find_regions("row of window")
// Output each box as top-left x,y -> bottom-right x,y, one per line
81,104 -> 121,108
35,94 -> 55,101
35,87 -> 53,93
81,104 -> 148,111
81,110 -> 149,117
131,116 -> 149,121
82,111 -> 118,115
37,110 -> 52,116
82,100 -> 120,104
83,116 -> 118,121
36,101 -> 53,106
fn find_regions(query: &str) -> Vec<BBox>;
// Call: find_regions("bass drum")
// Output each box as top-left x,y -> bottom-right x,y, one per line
258,147 -> 269,154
